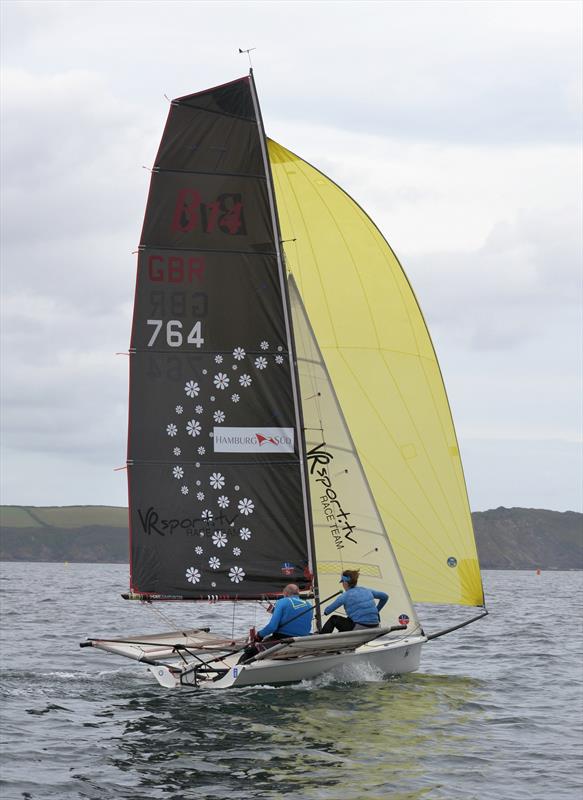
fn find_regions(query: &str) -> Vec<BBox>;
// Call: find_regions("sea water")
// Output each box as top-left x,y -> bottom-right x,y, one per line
0,564 -> 581,800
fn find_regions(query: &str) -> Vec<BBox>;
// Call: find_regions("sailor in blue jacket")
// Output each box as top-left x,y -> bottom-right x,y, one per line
238,584 -> 313,663
320,569 -> 388,634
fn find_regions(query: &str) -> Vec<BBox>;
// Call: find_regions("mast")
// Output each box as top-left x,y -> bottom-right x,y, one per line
248,71 -> 321,628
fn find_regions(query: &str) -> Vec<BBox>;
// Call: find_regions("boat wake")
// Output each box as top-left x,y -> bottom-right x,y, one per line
294,661 -> 387,691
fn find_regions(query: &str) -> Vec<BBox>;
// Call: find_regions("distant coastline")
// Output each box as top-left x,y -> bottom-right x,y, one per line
0,505 -> 581,570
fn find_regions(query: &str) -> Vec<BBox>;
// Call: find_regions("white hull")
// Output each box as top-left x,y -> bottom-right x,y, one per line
149,634 -> 426,690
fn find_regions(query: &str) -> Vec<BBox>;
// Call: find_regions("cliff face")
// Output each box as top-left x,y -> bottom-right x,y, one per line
0,505 -> 581,568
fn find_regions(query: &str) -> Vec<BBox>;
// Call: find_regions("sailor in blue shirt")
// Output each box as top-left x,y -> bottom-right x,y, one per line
321,569 -> 388,634
238,584 -> 313,664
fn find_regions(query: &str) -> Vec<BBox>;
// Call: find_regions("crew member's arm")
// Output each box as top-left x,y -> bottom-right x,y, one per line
323,595 -> 345,616
258,599 -> 285,638
371,589 -> 388,613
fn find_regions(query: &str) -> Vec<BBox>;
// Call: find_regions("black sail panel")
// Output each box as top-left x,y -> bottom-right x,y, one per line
128,77 -> 311,598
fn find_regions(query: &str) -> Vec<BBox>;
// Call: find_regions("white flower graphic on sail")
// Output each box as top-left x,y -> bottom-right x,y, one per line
181,486 -> 189,495
186,567 -> 201,584
229,566 -> 245,583
214,373 -> 229,390
260,340 -> 269,350
209,473 -> 225,490
173,447 -> 181,456
214,355 -> 223,364
233,547 -> 241,556
254,356 -> 267,370
239,527 -> 252,540
195,546 -> 203,555
209,556 -> 221,570
195,405 -> 203,414
197,446 -> 206,455
172,466 -> 184,479
213,410 -> 226,423
231,393 -> 240,403
201,509 -> 213,520
232,347 -> 246,360
212,531 -> 228,548
217,495 -> 230,509
196,491 -> 205,501
184,380 -> 200,398
175,405 -> 183,414
186,420 -> 201,437
166,423 -> 178,437
275,355 -> 284,364
239,374 -> 252,388
238,498 -> 254,516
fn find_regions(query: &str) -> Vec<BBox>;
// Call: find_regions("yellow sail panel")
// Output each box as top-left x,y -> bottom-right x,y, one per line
269,139 -> 484,606
289,278 -> 420,631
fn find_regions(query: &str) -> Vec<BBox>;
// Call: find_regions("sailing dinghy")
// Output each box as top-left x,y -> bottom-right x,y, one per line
81,73 -> 486,689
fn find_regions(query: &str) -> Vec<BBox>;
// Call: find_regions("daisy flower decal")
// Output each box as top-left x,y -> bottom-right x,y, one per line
229,566 -> 245,584
254,356 -> 267,370
275,355 -> 284,365
196,491 -> 205,501
214,354 -> 223,364
233,547 -> 241,556
186,419 -> 201,437
239,527 -> 252,540
217,495 -> 230,509
195,546 -> 203,555
212,531 -> 228,548
201,509 -> 213,520
233,347 -> 246,360
184,380 -> 199,398
197,446 -> 206,455
186,567 -> 201,584
172,466 -> 184,479
166,423 -> 177,437
231,393 -> 240,403
209,556 -> 221,570
195,405 -> 203,415
181,485 -> 189,495
214,372 -> 229,390
238,498 -> 255,516
260,340 -> 269,350
209,472 -> 225,490
213,410 -> 225,424
239,374 -> 252,388
173,447 -> 181,456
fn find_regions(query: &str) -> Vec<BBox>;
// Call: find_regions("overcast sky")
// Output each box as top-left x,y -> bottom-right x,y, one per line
1,0 -> 581,512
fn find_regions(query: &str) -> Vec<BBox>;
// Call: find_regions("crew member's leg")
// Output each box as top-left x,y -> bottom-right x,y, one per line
320,615 -> 355,635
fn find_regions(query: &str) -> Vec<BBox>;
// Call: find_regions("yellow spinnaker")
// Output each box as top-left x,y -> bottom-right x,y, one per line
269,139 -> 484,606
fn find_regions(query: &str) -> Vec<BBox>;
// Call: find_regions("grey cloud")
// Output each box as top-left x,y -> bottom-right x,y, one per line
407,205 -> 582,350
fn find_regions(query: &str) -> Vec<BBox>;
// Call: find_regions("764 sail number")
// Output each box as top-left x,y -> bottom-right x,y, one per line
146,319 -> 204,348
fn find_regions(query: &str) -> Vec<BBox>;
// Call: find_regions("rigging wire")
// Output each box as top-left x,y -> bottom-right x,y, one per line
141,600 -> 186,634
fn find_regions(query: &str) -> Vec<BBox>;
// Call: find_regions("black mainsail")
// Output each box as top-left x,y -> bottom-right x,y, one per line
128,76 -> 313,599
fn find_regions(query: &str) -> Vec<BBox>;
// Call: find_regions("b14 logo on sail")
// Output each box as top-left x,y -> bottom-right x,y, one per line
171,190 -> 246,236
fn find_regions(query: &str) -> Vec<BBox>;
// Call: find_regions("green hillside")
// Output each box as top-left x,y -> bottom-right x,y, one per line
0,505 -> 581,568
